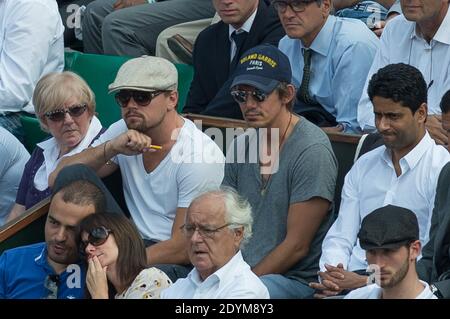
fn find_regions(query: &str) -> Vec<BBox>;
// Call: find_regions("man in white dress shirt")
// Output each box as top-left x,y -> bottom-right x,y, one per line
311,63 -> 450,298
345,205 -> 437,299
357,0 -> 450,146
0,0 -> 64,142
161,187 -> 269,299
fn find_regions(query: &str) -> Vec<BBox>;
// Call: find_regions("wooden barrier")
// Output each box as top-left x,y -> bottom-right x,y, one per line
0,198 -> 49,254
0,114 -> 361,254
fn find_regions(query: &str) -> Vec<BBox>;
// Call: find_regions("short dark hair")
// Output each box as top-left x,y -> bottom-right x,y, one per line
275,82 -> 295,111
79,213 -> 147,294
440,90 -> 450,114
55,180 -> 106,213
368,63 -> 427,114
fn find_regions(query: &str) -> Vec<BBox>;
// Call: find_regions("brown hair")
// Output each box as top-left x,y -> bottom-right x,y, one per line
79,213 -> 147,293
275,82 -> 295,111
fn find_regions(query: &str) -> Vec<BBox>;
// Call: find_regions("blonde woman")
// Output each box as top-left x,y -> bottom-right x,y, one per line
7,71 -> 103,221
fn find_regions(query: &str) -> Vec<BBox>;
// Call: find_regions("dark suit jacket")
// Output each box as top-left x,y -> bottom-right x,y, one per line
418,161 -> 450,287
183,0 -> 285,119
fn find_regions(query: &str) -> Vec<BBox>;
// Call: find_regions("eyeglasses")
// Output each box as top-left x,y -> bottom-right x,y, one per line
180,223 -> 238,239
79,226 -> 113,254
44,274 -> 60,299
114,90 -> 166,108
44,104 -> 87,122
272,0 -> 316,13
230,89 -> 269,104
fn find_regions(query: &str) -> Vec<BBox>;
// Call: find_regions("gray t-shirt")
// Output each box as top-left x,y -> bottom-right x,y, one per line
223,118 -> 338,283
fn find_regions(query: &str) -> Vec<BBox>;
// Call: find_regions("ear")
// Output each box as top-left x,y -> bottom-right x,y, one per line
415,102 -> 428,123
282,84 -> 296,106
233,227 -> 244,248
321,0 -> 332,16
409,240 -> 421,260
87,104 -> 95,117
167,91 -> 179,112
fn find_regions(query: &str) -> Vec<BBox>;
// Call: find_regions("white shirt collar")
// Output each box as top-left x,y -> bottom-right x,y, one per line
434,6 -> 450,44
410,7 -> 450,45
381,131 -> 434,172
33,116 -> 102,191
228,8 -> 258,39
188,250 -> 244,290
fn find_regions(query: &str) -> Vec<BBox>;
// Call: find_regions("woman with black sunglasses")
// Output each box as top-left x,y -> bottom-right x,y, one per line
6,71 -> 104,222
79,212 -> 172,299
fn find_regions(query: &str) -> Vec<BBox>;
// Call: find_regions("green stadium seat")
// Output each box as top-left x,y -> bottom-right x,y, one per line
174,63 -> 194,113
63,50 -> 81,71
20,115 -> 49,153
68,53 -> 132,127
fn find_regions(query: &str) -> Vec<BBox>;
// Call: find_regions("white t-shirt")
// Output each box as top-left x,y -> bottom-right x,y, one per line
345,280 -> 437,299
93,118 -> 225,241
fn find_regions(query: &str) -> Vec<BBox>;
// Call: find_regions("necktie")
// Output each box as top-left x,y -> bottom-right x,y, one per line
230,30 -> 248,68
299,48 -> 314,104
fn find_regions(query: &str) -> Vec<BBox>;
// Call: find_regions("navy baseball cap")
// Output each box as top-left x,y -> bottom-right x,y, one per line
230,44 -> 292,94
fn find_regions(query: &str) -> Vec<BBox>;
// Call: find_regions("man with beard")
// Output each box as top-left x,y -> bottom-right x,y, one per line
311,63 -> 450,298
50,56 -> 225,281
357,0 -> 450,146
0,176 -> 106,299
345,205 -> 436,299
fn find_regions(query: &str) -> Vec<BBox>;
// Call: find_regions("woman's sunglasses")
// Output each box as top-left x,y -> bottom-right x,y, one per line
79,226 -> 113,254
114,90 -> 166,108
44,104 -> 88,122
230,89 -> 268,104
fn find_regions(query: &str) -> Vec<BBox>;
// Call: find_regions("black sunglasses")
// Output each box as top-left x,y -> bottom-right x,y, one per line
79,226 -> 113,255
230,89 -> 269,104
114,90 -> 166,108
44,104 -> 87,122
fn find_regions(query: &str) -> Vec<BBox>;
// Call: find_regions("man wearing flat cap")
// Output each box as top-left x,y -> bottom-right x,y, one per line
345,205 -> 437,299
50,56 -> 225,282
223,44 -> 338,298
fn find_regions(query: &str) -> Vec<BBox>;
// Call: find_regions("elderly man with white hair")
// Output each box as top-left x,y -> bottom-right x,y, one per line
161,187 -> 269,299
